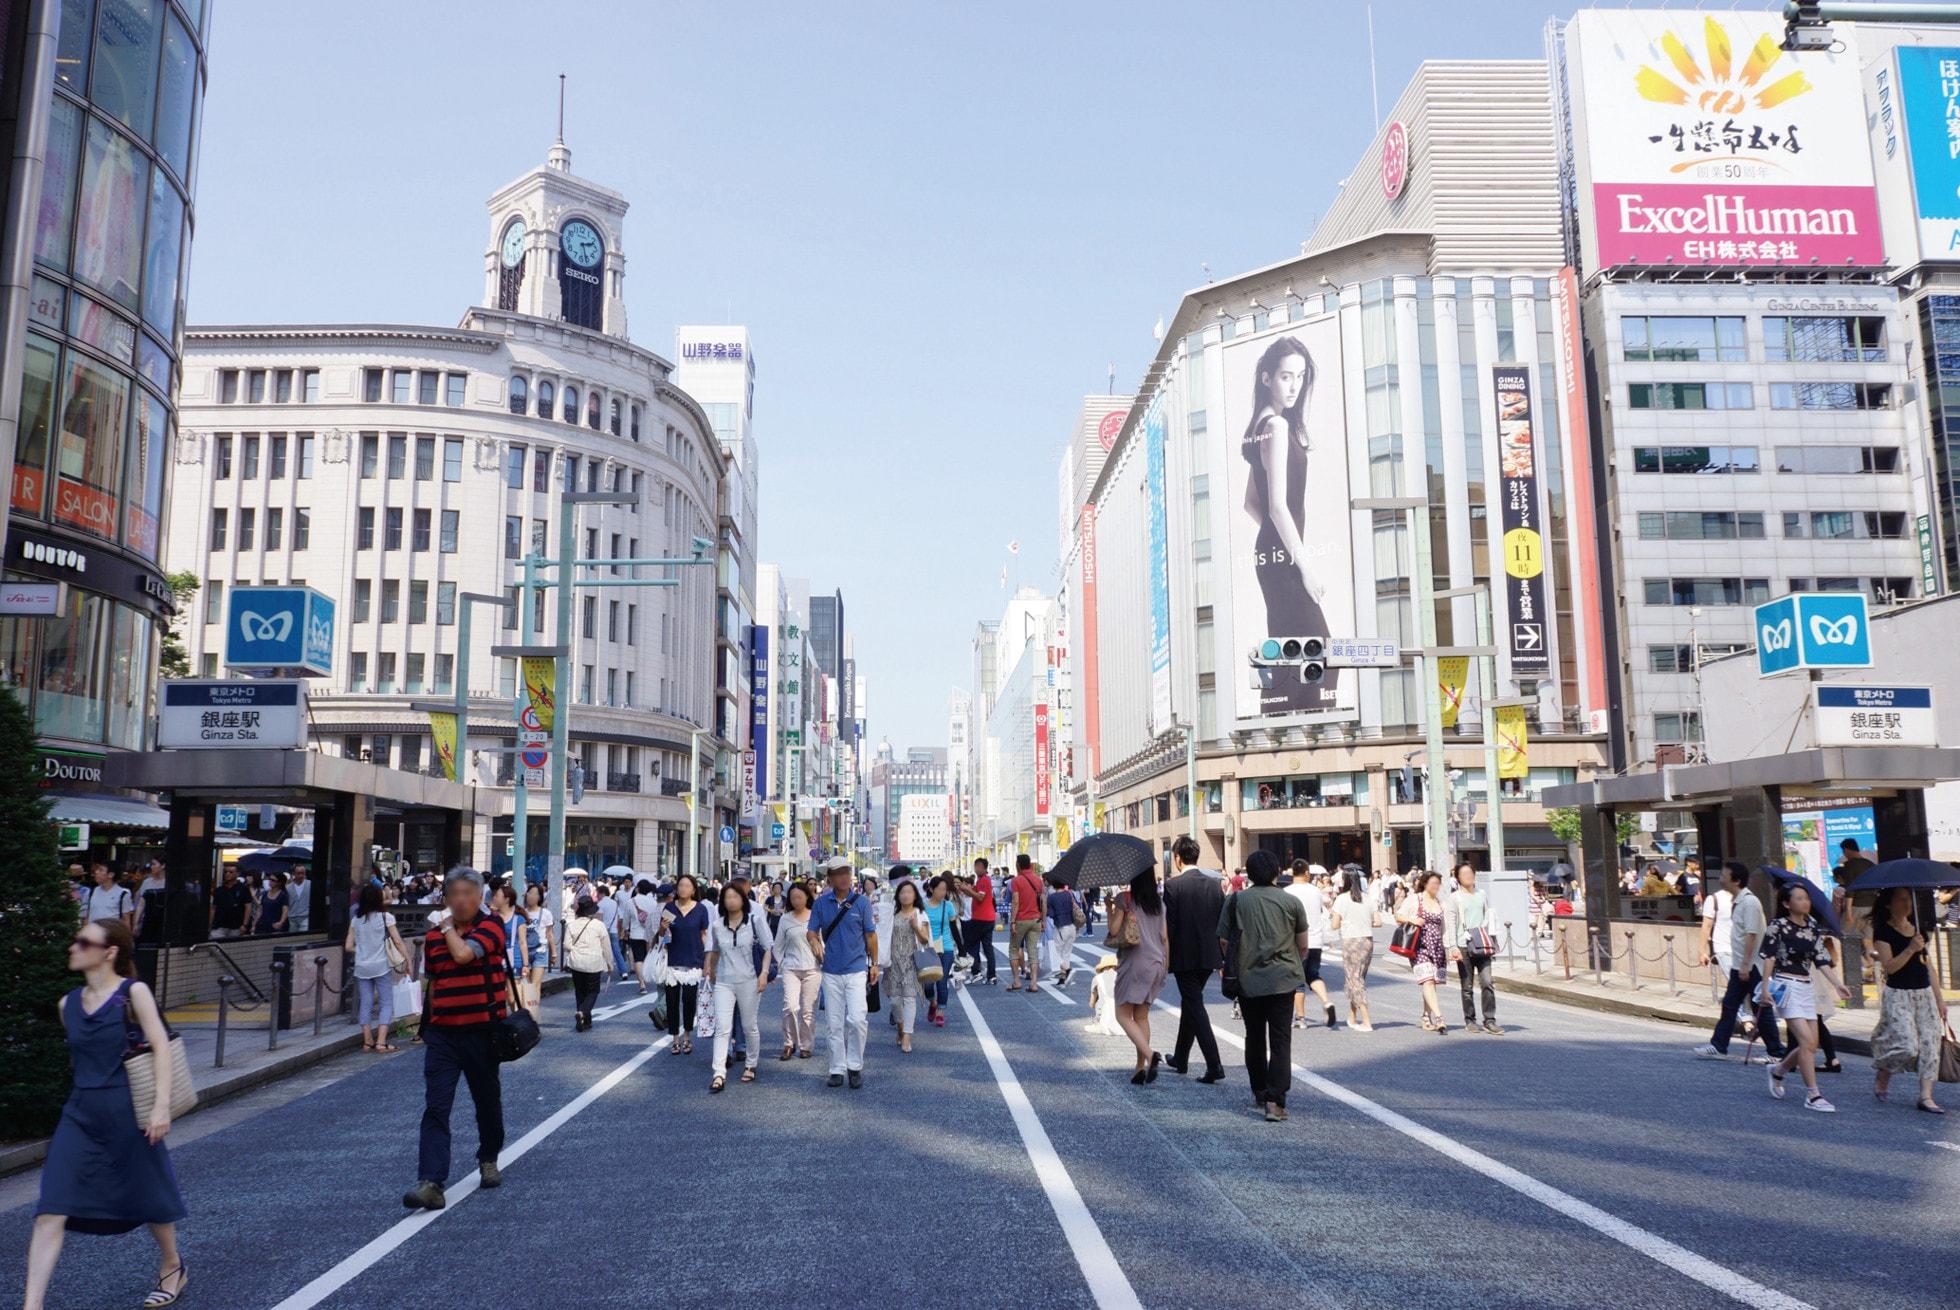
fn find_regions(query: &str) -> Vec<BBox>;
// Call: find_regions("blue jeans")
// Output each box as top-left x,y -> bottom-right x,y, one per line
931,948 -> 954,1007
611,934 -> 630,977
1710,966 -> 1786,1057
418,1024 -> 504,1185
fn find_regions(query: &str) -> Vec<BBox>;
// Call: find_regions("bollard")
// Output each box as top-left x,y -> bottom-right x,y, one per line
1591,929 -> 1603,988
1532,927 -> 1542,976
312,956 -> 329,1037
268,959 -> 285,1051
1626,932 -> 1638,991
1664,936 -> 1678,997
1504,921 -> 1517,966
215,975 -> 233,1069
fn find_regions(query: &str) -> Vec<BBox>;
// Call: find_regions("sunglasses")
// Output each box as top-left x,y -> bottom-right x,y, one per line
70,936 -> 107,951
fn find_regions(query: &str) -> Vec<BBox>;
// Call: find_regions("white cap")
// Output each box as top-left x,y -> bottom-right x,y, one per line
822,855 -> 853,874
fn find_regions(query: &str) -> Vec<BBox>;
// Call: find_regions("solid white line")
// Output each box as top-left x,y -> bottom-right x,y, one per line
268,1035 -> 671,1310
1932,1140 -> 1960,1155
954,986 -> 1142,1310
1067,945 -> 1810,1310
1042,983 -> 1078,1007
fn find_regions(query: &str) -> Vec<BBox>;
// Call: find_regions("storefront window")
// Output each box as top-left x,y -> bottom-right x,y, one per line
74,115 -> 146,311
36,589 -> 111,743
142,169 -> 183,335
91,0 -> 163,140
152,9 -> 196,179
14,337 -> 59,516
34,97 -> 82,270
124,390 -> 167,557
106,602 -> 152,749
0,601 -> 35,694
54,353 -> 128,541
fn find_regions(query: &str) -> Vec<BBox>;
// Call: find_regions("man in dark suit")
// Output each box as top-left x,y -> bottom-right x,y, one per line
1162,835 -> 1226,1083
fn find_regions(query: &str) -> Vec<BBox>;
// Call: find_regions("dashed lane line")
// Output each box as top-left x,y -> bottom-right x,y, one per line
1065,943 -> 1811,1310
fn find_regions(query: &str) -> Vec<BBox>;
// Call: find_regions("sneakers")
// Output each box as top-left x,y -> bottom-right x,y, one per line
847,1070 -> 864,1090
1768,1069 -> 1787,1100
477,1159 -> 501,1189
1292,1016 -> 1306,1030
827,1073 -> 845,1088
402,1180 -> 446,1210
1483,1020 -> 1502,1036
1805,1093 -> 1837,1113
1691,1044 -> 1725,1059
1745,1054 -> 1772,1065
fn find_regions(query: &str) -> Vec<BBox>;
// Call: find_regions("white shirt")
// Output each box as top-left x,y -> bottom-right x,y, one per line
596,895 -> 619,930
628,893 -> 658,941
1701,889 -> 1735,969
1331,892 -> 1374,941
82,884 -> 132,923
1287,881 -> 1327,949
285,878 -> 311,931
1729,889 -> 1767,972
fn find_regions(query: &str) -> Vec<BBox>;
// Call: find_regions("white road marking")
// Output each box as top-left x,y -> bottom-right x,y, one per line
954,985 -> 1142,1310
1041,983 -> 1078,1007
1068,944 -> 1811,1310
1932,1140 -> 1960,1155
268,1035 -> 671,1310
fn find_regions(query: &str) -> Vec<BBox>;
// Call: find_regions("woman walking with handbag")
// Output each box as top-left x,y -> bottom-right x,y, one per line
1047,878 -> 1084,987
1402,871 -> 1450,1033
886,880 -> 932,1052
1328,867 -> 1378,1031
923,876 -> 961,1025
347,882 -> 409,1052
1759,883 -> 1850,1113
562,897 -> 612,1032
1107,869 -> 1169,1083
25,920 -> 189,1310
705,884 -> 773,1091
660,874 -> 710,1055
776,881 -> 820,1059
1869,886 -> 1947,1113
1446,863 -> 1501,1034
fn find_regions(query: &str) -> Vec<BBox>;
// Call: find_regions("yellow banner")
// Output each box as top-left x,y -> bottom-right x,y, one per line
1055,817 -> 1071,849
1496,704 -> 1529,779
521,657 -> 557,733
1437,657 -> 1470,729
428,711 -> 459,782
1092,801 -> 1107,833
1016,832 -> 1029,855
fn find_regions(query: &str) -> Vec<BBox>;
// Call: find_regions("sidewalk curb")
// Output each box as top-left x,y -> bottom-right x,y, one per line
0,973 -> 574,1180
1494,974 -> 1874,1058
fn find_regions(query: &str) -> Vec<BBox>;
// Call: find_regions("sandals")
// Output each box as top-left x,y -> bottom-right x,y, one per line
1918,1100 -> 1946,1115
797,1048 -> 812,1059
144,1264 -> 188,1308
779,1044 -> 794,1062
361,1039 -> 376,1052
709,1075 -> 725,1093
375,1043 -> 398,1053
739,1068 -> 757,1083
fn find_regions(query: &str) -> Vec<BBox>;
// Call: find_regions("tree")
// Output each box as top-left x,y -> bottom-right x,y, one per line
157,570 -> 200,680
0,687 -> 72,1135
1546,806 -> 1641,848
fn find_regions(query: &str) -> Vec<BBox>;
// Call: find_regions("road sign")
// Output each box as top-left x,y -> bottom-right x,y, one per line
216,806 -> 248,832
1326,638 -> 1400,668
225,586 -> 335,676
518,704 -> 544,734
1813,684 -> 1936,747
718,824 -> 735,845
521,743 -> 548,769
771,822 -> 787,841
158,680 -> 308,749
1754,593 -> 1872,676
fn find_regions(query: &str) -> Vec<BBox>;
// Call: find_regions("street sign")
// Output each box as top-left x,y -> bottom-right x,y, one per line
57,822 -> 88,851
1326,638 -> 1400,668
771,822 -> 787,841
158,680 -> 308,749
216,806 -> 248,832
518,704 -> 544,734
719,824 -> 735,845
225,586 -> 335,676
0,581 -> 62,615
1754,593 -> 1872,677
521,743 -> 548,769
1812,685 -> 1936,747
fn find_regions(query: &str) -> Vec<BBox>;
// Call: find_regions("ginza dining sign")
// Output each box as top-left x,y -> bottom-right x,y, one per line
1568,10 -> 1883,269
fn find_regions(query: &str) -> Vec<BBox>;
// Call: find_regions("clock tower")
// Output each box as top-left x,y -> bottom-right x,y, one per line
482,137 -> 630,338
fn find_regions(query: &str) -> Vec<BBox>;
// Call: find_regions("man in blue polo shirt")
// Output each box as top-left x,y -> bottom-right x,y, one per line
807,855 -> 879,1088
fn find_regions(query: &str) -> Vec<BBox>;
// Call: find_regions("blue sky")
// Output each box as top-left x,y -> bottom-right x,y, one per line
186,0 -> 1592,748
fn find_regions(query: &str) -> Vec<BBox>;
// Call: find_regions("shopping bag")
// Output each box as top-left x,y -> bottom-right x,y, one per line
1939,1024 -> 1960,1085
695,1001 -> 715,1040
391,974 -> 422,1020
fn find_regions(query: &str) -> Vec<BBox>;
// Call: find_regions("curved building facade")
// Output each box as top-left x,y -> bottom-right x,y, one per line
167,145 -> 731,877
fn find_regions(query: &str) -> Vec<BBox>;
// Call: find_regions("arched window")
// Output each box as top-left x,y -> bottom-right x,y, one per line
630,404 -> 641,442
609,398 -> 622,436
562,384 -> 579,424
508,375 -> 528,415
587,393 -> 601,429
536,380 -> 554,418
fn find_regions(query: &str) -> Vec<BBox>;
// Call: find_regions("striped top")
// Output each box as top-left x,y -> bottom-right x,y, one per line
423,914 -> 508,1028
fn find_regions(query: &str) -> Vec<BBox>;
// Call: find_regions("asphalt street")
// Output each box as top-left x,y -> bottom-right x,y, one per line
5,927 -> 1957,1310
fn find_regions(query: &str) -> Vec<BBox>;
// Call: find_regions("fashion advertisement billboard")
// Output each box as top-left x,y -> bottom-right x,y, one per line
1897,47 -> 1960,260
1567,11 -> 1880,270
1492,365 -> 1551,677
1144,397 -> 1172,735
1220,314 -> 1358,725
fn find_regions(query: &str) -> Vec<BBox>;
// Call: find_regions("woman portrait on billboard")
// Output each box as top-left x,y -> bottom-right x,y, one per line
1241,334 -> 1333,713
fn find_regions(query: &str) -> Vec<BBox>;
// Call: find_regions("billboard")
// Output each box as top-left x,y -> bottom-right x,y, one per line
1220,314 -> 1358,724
1078,502 -> 1101,778
1567,11 -> 1880,270
1897,47 -> 1960,260
1492,366 -> 1551,677
1144,397 -> 1172,734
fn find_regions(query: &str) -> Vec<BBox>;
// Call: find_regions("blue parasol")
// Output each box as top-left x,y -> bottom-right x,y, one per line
1761,866 -> 1843,937
1847,857 -> 1960,893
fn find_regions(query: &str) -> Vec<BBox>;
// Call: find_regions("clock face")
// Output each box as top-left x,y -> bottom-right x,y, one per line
500,218 -> 527,268
560,220 -> 603,269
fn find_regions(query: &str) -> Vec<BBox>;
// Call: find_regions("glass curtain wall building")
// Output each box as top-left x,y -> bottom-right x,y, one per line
1,0 -> 209,814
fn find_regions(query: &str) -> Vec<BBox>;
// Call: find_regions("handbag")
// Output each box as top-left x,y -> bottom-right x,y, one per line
1070,893 -> 1086,931
915,947 -> 945,985
1388,914 -> 1422,963
1467,926 -> 1497,957
120,986 -> 199,1121
1109,892 -> 1143,949
1939,1023 -> 1960,1085
1220,894 -> 1244,1001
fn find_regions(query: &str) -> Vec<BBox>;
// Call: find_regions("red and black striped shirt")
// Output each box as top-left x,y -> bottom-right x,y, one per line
424,914 -> 508,1028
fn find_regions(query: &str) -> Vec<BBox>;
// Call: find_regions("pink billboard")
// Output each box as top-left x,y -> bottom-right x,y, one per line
1591,182 -> 1883,267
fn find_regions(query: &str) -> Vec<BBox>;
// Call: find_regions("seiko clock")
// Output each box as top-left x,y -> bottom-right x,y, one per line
500,218 -> 527,267
560,220 -> 603,269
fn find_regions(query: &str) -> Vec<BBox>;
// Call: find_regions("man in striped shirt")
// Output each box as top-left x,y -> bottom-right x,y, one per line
405,867 -> 510,1211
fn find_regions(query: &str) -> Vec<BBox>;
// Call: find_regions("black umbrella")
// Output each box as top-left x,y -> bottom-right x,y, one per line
236,844 -> 312,875
1046,833 -> 1157,890
1760,866 -> 1843,938
1848,858 -> 1960,893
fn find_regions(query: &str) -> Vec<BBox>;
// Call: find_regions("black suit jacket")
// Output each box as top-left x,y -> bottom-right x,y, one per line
1164,869 -> 1225,974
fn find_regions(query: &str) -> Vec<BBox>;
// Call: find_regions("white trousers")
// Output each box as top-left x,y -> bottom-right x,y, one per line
711,977 -> 760,1076
1053,924 -> 1079,971
822,970 -> 868,1073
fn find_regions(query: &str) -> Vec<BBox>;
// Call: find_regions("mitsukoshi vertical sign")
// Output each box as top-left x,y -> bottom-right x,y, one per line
1144,397 -> 1172,734
749,626 -> 770,800
1492,366 -> 1550,677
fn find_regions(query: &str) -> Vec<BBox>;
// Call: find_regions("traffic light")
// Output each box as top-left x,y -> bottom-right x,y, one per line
1250,636 -> 1326,685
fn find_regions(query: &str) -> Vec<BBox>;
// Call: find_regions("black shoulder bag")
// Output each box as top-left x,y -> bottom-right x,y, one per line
477,923 -> 539,1063
1220,893 -> 1244,1001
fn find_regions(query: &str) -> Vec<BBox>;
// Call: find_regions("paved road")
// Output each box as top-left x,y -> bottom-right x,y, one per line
5,929 -> 1956,1310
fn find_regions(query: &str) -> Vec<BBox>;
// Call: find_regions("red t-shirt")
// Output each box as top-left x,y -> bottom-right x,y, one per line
1011,872 -> 1045,922
969,875 -> 996,922
424,914 -> 508,1028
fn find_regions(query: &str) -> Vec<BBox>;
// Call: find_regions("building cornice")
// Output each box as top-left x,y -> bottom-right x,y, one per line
186,323 -> 503,352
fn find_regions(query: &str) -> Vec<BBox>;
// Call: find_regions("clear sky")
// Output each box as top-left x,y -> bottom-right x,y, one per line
185,0 -> 1612,749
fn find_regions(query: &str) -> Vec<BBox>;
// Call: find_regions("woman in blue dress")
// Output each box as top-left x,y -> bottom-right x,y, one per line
25,919 -> 188,1310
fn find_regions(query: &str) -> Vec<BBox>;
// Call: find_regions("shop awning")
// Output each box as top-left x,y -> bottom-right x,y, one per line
46,793 -> 169,830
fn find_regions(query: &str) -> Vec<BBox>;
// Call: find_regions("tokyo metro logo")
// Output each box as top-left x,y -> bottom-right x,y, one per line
238,610 -> 294,644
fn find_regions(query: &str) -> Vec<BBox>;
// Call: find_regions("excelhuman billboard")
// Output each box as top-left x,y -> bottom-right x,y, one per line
1566,10 -> 1881,271
1220,314 -> 1358,725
